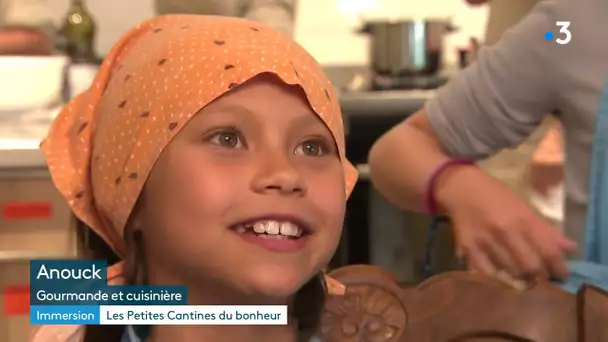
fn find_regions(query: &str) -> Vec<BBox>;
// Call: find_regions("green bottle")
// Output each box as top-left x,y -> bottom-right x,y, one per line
60,0 -> 97,63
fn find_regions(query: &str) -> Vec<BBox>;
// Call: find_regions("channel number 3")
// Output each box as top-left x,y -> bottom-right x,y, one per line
556,21 -> 572,45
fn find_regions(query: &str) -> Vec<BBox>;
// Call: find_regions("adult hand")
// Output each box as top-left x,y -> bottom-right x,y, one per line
435,165 -> 576,280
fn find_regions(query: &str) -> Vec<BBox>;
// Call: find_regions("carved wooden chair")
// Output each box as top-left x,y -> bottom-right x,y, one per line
319,265 -> 608,342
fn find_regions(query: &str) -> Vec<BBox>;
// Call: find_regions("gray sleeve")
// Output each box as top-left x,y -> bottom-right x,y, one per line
240,0 -> 298,38
426,0 -> 559,159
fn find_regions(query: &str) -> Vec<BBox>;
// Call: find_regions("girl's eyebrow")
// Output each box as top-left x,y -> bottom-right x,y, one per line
205,104 -> 320,130
205,104 -> 255,118
191,105 -> 256,128
290,111 -> 328,130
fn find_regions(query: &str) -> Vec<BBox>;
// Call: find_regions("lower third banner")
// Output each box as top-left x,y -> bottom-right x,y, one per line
30,305 -> 288,325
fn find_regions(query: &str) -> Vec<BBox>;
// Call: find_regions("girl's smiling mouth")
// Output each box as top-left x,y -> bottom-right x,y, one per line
230,215 -> 312,252
239,221 -> 303,237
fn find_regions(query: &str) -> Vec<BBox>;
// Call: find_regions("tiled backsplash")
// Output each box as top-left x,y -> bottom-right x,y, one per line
46,0 -> 488,67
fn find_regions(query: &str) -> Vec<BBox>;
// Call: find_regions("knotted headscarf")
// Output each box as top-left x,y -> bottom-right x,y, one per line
41,15 -> 357,293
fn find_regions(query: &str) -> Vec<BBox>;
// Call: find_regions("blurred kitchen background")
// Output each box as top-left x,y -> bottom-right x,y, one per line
48,0 -> 488,65
0,0 -> 492,340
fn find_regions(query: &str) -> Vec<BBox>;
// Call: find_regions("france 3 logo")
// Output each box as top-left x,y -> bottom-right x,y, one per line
544,21 -> 571,45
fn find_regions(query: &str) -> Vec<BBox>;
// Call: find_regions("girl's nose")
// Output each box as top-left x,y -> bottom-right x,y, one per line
251,157 -> 307,196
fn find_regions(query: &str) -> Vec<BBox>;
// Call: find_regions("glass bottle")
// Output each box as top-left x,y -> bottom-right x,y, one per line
60,0 -> 97,64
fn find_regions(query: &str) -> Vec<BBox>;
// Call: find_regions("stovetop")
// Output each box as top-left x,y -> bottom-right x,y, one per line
371,74 -> 449,91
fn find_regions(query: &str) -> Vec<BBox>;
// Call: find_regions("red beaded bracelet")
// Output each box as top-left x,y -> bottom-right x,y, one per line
423,158 -> 475,215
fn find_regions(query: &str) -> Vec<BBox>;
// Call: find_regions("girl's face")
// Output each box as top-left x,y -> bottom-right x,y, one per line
134,75 -> 346,302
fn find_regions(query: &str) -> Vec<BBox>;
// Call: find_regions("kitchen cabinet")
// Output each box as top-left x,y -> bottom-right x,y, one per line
0,165 -> 76,342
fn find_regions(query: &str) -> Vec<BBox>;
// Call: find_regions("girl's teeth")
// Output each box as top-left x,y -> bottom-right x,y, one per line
253,222 -> 266,234
267,221 -> 280,235
246,220 -> 303,237
279,222 -> 301,237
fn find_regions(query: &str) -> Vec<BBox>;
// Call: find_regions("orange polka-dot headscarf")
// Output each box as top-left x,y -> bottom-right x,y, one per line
40,15 -> 357,293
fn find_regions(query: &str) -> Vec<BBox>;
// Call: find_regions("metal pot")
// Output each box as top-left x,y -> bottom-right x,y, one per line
358,19 -> 457,76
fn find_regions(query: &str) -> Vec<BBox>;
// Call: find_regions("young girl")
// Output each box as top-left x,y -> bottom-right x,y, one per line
31,14 -> 357,342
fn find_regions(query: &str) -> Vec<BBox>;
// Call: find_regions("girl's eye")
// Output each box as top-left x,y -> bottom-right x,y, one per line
207,130 -> 245,149
295,139 -> 329,157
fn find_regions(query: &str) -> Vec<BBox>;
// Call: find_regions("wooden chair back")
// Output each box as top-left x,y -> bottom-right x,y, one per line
318,265 -> 608,342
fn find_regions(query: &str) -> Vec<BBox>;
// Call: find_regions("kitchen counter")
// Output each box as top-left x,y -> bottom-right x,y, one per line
0,89 -> 434,169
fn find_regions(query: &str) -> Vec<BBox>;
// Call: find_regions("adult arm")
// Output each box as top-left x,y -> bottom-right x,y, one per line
369,0 -> 559,212
369,0 -> 575,278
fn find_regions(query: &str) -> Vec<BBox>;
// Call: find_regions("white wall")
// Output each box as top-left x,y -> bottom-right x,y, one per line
46,0 -> 488,67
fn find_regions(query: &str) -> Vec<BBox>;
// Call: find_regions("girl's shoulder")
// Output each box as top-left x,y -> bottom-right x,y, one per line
30,324 -> 84,342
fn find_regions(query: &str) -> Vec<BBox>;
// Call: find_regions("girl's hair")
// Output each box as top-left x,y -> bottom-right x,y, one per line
76,216 -> 326,342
